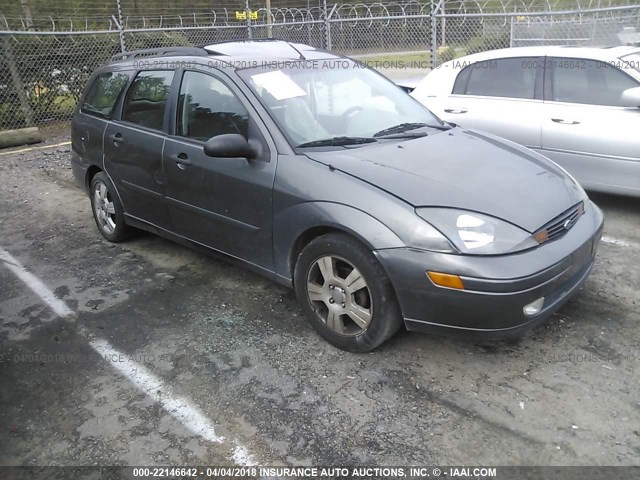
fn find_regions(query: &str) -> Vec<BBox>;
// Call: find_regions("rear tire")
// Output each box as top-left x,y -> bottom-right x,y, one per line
294,233 -> 403,352
89,172 -> 129,242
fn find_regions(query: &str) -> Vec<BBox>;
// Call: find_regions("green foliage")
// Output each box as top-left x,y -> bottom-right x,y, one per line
437,45 -> 456,63
0,35 -> 120,129
125,31 -> 191,51
465,33 -> 510,55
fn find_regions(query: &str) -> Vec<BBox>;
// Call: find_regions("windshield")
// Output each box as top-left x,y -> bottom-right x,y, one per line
237,61 -> 442,147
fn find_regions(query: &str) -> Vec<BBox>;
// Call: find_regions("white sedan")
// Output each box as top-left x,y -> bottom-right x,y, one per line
411,46 -> 640,197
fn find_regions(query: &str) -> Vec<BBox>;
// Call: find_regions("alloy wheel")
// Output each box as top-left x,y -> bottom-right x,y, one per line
93,182 -> 116,235
306,255 -> 373,336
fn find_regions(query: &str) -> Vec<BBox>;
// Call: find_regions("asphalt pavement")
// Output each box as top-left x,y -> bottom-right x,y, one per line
0,126 -> 639,467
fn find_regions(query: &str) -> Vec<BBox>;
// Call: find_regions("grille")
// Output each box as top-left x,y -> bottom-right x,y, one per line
534,202 -> 585,244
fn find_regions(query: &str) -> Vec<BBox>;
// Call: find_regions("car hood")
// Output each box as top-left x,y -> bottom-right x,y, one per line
304,128 -> 585,232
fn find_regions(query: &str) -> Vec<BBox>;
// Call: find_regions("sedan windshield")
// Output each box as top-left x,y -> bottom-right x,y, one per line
237,61 -> 443,147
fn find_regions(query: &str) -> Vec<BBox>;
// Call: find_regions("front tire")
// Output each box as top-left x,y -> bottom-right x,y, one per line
89,172 -> 129,242
294,233 -> 403,352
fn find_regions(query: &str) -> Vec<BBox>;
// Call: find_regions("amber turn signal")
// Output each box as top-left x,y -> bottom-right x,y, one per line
533,230 -> 549,244
426,271 -> 465,290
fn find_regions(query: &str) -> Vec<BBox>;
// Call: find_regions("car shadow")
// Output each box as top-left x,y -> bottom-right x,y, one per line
588,191 -> 640,215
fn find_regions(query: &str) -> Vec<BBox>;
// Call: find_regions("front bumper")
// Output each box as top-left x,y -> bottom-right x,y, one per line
374,201 -> 604,337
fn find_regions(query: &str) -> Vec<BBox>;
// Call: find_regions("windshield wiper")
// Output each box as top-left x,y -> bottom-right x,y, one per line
296,136 -> 377,148
373,122 -> 428,137
426,123 -> 454,131
373,122 -> 452,138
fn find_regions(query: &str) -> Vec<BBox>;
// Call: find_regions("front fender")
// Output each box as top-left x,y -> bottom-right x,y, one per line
273,201 -> 405,281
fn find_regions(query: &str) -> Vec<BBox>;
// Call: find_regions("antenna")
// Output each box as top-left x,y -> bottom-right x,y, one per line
286,41 -> 306,60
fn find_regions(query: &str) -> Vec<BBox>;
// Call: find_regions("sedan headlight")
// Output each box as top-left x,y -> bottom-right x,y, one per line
416,208 -> 538,255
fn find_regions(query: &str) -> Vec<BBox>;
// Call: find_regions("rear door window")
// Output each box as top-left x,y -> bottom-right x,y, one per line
122,70 -> 175,131
549,58 -> 639,106
453,57 -> 538,99
81,72 -> 131,119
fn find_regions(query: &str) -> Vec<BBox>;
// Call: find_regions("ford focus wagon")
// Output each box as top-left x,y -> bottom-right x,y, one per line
71,40 -> 603,352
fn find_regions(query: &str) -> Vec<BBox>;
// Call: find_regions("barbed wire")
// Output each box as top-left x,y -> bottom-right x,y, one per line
1,1 -> 638,131
1,0 -> 636,32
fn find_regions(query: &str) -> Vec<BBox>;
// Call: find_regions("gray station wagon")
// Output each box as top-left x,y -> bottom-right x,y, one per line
71,40 -> 604,352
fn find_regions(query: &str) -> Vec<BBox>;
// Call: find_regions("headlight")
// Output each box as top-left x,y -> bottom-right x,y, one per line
416,208 -> 538,255
407,221 -> 456,253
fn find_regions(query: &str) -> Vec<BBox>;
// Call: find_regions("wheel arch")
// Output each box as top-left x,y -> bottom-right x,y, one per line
288,226 -> 345,280
85,165 -> 102,191
86,165 -> 127,214
274,202 -> 406,284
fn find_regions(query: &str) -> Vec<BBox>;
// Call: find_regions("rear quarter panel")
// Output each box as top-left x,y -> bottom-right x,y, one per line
71,111 -> 107,190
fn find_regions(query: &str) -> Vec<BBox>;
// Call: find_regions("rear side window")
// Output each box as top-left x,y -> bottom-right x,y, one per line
122,70 -> 174,130
176,71 -> 249,141
453,57 -> 537,99
81,72 -> 130,119
550,58 -> 639,106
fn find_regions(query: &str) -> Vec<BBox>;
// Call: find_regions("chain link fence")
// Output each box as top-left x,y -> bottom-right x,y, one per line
433,4 -> 640,63
1,0 -> 639,130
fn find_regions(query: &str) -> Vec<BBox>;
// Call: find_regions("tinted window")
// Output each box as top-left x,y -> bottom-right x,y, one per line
81,72 -> 130,118
453,58 -> 537,99
550,58 -> 639,106
177,71 -> 249,141
122,70 -> 174,130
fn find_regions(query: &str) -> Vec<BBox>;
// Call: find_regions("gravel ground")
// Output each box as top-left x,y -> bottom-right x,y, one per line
0,124 -> 639,468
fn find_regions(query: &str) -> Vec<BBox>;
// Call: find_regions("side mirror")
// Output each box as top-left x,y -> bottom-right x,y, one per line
203,133 -> 257,159
621,87 -> 640,108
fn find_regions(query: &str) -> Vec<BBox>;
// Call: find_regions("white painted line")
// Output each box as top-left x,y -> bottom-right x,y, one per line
1,246 -> 259,464
232,443 -> 257,466
601,236 -> 636,248
90,338 -> 225,444
0,247 -> 72,317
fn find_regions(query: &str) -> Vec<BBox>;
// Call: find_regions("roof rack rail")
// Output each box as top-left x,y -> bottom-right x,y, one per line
110,46 -> 209,62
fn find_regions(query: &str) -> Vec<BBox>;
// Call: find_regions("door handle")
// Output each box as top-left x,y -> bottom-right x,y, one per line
108,133 -> 124,144
170,153 -> 191,168
444,108 -> 468,114
551,118 -> 580,125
